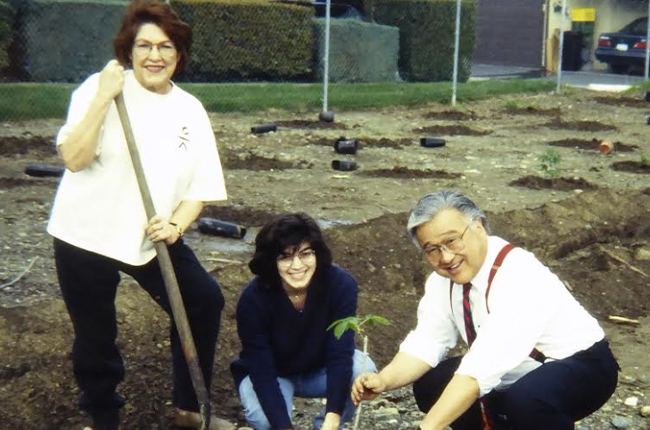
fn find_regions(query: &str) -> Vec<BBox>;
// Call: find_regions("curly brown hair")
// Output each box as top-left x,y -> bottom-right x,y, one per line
249,213 -> 333,290
113,0 -> 191,74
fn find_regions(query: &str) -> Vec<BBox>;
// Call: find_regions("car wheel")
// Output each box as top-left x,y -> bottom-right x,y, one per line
610,64 -> 630,74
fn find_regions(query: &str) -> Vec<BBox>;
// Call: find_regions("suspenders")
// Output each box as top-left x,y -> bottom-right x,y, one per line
449,243 -> 547,364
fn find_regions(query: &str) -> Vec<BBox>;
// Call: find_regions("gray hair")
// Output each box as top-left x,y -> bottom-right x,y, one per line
407,190 -> 490,249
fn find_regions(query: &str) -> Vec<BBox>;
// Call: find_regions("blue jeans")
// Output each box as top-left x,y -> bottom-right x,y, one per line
239,350 -> 377,430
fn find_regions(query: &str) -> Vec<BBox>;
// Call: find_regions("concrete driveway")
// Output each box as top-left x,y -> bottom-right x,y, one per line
470,63 -> 648,91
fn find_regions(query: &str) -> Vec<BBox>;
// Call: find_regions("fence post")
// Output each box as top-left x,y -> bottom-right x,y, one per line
322,0 -> 331,113
643,8 -> 650,81
451,0 -> 461,107
555,0 -> 567,93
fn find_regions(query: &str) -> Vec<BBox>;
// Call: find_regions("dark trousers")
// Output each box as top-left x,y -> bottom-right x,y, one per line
413,339 -> 619,430
54,238 -> 224,430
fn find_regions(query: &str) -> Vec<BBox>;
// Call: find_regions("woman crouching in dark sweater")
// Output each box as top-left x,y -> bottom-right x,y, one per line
231,213 -> 376,430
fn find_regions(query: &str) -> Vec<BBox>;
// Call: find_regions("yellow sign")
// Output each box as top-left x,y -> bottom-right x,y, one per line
572,8 -> 595,22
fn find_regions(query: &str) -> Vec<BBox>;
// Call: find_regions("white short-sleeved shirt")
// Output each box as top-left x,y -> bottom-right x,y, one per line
399,235 -> 604,396
47,70 -> 227,265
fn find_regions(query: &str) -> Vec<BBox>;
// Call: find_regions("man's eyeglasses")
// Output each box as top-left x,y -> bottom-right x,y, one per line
422,222 -> 472,262
132,41 -> 177,59
277,248 -> 316,268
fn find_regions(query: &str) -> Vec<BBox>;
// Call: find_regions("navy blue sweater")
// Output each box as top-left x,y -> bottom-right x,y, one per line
231,265 -> 357,430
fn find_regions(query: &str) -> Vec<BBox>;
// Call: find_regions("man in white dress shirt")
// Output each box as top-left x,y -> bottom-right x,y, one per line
352,190 -> 618,430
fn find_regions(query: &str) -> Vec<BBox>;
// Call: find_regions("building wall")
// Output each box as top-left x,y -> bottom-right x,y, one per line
474,0 -> 546,68
546,0 -> 648,70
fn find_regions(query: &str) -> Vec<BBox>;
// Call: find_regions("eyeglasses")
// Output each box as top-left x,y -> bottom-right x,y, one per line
277,248 -> 316,268
132,40 -> 177,59
422,222 -> 472,262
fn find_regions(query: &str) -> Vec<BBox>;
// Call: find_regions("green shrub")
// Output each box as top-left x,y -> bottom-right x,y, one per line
369,0 -> 476,82
172,0 -> 314,81
0,1 -> 14,76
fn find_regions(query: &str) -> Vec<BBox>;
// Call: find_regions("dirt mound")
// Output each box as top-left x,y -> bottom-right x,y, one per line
509,175 -> 598,191
223,153 -> 312,170
0,135 -> 56,157
200,206 -> 276,227
547,138 -> 638,153
359,137 -> 414,149
423,110 -> 479,121
503,106 -> 561,116
275,120 -> 348,130
593,96 -> 648,108
414,124 -> 491,136
611,160 -> 650,174
359,167 -> 460,179
542,117 -> 617,132
308,136 -> 414,150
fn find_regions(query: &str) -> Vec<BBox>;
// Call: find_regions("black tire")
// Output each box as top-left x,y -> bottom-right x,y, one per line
319,111 -> 335,123
251,124 -> 277,134
24,163 -> 65,178
420,137 -> 446,148
331,160 -> 358,171
197,217 -> 247,239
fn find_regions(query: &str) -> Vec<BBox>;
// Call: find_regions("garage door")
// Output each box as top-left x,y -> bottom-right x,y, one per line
473,0 -> 546,68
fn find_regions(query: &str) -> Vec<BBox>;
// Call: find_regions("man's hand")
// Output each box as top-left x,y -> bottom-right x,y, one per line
351,372 -> 386,406
146,215 -> 181,245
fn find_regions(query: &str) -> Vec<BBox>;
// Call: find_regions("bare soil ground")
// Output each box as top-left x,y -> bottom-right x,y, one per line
1,89 -> 650,429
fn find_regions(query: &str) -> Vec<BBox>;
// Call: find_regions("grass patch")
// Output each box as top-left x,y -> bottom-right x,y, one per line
0,78 -> 554,121
625,79 -> 650,95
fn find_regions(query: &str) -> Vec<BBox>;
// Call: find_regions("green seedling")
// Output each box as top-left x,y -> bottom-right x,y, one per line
640,152 -> 649,166
328,314 -> 391,430
503,100 -> 522,111
539,148 -> 561,178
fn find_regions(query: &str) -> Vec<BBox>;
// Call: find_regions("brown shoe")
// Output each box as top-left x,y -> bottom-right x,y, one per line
173,408 -> 236,430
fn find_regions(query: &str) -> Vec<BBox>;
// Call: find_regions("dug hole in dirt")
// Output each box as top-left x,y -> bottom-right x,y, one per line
1,89 -> 650,429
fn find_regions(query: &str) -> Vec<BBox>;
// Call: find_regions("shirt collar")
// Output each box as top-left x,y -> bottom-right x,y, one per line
465,235 -> 510,293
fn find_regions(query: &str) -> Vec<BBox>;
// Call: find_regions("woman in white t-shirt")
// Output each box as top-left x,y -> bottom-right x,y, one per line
47,2 -> 233,429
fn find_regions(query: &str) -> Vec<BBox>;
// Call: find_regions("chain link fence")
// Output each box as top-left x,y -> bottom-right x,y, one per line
0,0 -> 476,121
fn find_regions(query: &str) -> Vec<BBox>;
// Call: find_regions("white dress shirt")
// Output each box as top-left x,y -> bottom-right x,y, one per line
400,235 -> 604,396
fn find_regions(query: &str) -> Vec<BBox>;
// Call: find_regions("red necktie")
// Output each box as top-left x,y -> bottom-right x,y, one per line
462,283 -> 493,430
462,283 -> 477,346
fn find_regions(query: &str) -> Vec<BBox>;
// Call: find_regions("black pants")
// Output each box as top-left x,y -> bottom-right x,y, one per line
413,339 -> 619,430
54,238 -> 224,430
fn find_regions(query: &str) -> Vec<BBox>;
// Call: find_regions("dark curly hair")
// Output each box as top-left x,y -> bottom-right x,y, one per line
249,213 -> 333,290
113,0 -> 191,75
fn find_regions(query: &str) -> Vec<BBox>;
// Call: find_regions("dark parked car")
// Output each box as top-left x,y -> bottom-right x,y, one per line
595,17 -> 648,74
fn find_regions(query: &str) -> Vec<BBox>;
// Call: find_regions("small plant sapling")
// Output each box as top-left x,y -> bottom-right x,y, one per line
640,152 -> 649,166
539,148 -> 561,178
327,314 -> 391,430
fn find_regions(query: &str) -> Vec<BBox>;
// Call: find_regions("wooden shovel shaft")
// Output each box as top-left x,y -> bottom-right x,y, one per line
115,94 -> 211,430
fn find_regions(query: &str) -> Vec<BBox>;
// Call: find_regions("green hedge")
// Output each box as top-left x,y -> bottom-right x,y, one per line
0,1 -> 14,76
369,0 -> 476,82
172,0 -> 314,82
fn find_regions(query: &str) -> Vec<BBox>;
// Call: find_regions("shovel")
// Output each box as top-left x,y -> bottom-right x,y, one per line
115,93 -> 211,430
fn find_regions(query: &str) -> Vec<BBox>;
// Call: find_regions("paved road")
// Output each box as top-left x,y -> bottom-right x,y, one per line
471,63 -> 648,90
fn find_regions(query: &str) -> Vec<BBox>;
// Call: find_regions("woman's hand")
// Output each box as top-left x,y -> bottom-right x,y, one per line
351,372 -> 386,406
146,215 -> 182,245
97,59 -> 125,102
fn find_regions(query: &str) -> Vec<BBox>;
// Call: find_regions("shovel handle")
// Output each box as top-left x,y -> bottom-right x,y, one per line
115,93 -> 211,430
